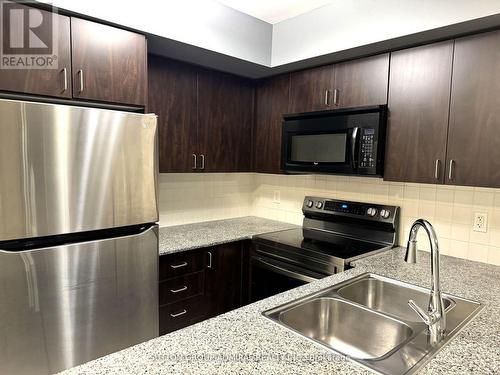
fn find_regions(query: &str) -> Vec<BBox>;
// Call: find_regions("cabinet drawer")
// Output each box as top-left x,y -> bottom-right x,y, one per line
159,295 -> 210,334
160,250 -> 207,279
159,271 -> 204,305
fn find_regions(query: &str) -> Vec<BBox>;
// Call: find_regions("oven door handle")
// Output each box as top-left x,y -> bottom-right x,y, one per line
253,257 -> 322,283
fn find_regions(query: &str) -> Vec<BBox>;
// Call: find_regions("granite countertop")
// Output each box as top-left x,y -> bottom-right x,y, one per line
158,216 -> 298,255
60,247 -> 500,375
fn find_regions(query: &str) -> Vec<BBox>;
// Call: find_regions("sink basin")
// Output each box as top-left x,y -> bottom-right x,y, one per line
278,297 -> 413,359
263,273 -> 483,375
338,277 -> 455,322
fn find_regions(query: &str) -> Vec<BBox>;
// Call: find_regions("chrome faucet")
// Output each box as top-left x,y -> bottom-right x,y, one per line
404,219 -> 446,344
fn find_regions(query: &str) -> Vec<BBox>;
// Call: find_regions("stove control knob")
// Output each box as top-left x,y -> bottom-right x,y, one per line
380,209 -> 391,219
306,200 -> 314,208
367,207 -> 378,217
315,201 -> 323,209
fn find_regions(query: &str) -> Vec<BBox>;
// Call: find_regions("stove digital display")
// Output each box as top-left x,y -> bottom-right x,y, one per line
341,204 -> 348,209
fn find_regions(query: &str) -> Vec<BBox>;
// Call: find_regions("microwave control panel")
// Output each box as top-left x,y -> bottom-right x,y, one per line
360,128 -> 376,169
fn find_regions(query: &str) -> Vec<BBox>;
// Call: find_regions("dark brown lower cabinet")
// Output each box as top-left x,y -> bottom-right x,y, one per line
159,241 -> 247,335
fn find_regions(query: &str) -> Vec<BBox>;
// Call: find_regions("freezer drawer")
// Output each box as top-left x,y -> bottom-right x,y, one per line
0,99 -> 158,241
0,225 -> 159,375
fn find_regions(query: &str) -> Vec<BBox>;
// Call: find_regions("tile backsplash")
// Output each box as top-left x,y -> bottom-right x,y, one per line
158,173 -> 254,226
159,173 -> 500,266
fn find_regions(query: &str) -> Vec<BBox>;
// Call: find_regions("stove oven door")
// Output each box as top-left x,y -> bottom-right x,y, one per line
250,255 -> 326,303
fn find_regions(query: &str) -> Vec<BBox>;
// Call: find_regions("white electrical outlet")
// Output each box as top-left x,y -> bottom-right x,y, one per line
273,190 -> 280,204
473,212 -> 488,233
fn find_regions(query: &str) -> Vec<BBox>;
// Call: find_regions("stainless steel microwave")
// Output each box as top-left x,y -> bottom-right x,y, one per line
281,105 -> 387,176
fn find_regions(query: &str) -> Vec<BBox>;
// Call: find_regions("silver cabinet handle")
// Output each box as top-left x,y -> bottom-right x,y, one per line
78,69 -> 84,93
448,159 -> 455,180
333,89 -> 339,106
324,90 -> 330,106
192,154 -> 197,170
170,286 -> 187,293
61,68 -> 68,92
434,159 -> 441,180
200,154 -> 205,170
207,251 -> 212,269
170,261 -> 188,269
170,309 -> 187,318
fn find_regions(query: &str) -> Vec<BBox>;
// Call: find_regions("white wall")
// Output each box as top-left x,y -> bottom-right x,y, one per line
271,0 -> 500,66
38,0 -> 500,68
42,0 -> 273,66
159,173 -> 500,266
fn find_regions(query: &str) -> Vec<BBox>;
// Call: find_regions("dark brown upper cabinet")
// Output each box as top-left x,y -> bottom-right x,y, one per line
334,54 -> 389,108
0,7 -> 72,98
71,18 -> 147,106
148,56 -> 198,173
445,30 -> 500,188
384,42 -> 454,184
254,74 -> 290,174
149,58 -> 254,173
288,65 -> 334,113
197,69 -> 254,172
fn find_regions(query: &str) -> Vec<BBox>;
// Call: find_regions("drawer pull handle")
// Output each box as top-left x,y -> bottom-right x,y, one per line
170,286 -> 187,293
170,309 -> 187,318
207,251 -> 212,269
170,262 -> 188,269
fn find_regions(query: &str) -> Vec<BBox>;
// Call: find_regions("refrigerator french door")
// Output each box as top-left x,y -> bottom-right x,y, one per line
0,99 -> 159,374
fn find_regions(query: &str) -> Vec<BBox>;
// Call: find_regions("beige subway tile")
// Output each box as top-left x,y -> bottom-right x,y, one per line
473,190 -> 494,208
469,230 -> 490,245
454,189 -> 474,206
439,238 -> 450,255
487,246 -> 500,266
451,206 -> 473,225
419,187 -> 436,202
448,240 -> 469,259
403,186 -> 419,201
489,229 -> 500,245
418,202 -> 436,218
402,202 -> 419,217
450,224 -> 470,242
467,243 -> 489,263
435,187 -> 455,204
435,203 -> 453,222
388,185 -> 404,200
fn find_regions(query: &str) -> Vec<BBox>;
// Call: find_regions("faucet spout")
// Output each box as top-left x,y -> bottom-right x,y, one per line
404,219 -> 446,344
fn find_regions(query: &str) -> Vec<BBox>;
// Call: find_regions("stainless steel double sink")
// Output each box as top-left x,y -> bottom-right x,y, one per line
263,273 -> 482,374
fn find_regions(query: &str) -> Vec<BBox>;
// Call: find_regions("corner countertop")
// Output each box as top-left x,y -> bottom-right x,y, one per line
158,216 -> 298,255
59,247 -> 500,375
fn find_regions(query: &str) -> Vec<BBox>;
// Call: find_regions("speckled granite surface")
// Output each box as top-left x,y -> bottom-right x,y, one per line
158,216 -> 298,255
59,247 -> 499,375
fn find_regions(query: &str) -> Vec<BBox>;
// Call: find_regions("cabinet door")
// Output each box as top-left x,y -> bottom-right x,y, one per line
148,56 -> 198,173
0,6 -> 72,98
384,42 -> 453,184
254,74 -> 290,174
71,18 -> 147,106
197,70 -> 254,172
334,54 -> 389,108
289,65 -> 334,113
446,31 -> 500,188
205,243 -> 243,315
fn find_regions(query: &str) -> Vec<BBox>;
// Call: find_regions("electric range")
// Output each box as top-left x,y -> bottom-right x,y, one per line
250,196 -> 400,302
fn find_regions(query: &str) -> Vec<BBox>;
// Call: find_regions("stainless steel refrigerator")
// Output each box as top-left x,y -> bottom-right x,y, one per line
0,99 -> 159,374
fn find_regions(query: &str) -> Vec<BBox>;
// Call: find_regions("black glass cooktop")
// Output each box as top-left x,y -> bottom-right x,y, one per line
253,227 -> 384,261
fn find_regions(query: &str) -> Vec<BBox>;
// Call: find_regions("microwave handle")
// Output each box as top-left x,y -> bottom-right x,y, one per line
350,127 -> 360,169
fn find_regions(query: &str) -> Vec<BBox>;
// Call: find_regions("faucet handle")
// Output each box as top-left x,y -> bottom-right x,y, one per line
408,299 -> 438,326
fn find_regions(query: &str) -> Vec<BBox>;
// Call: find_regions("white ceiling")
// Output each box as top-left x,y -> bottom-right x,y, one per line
216,0 -> 335,24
